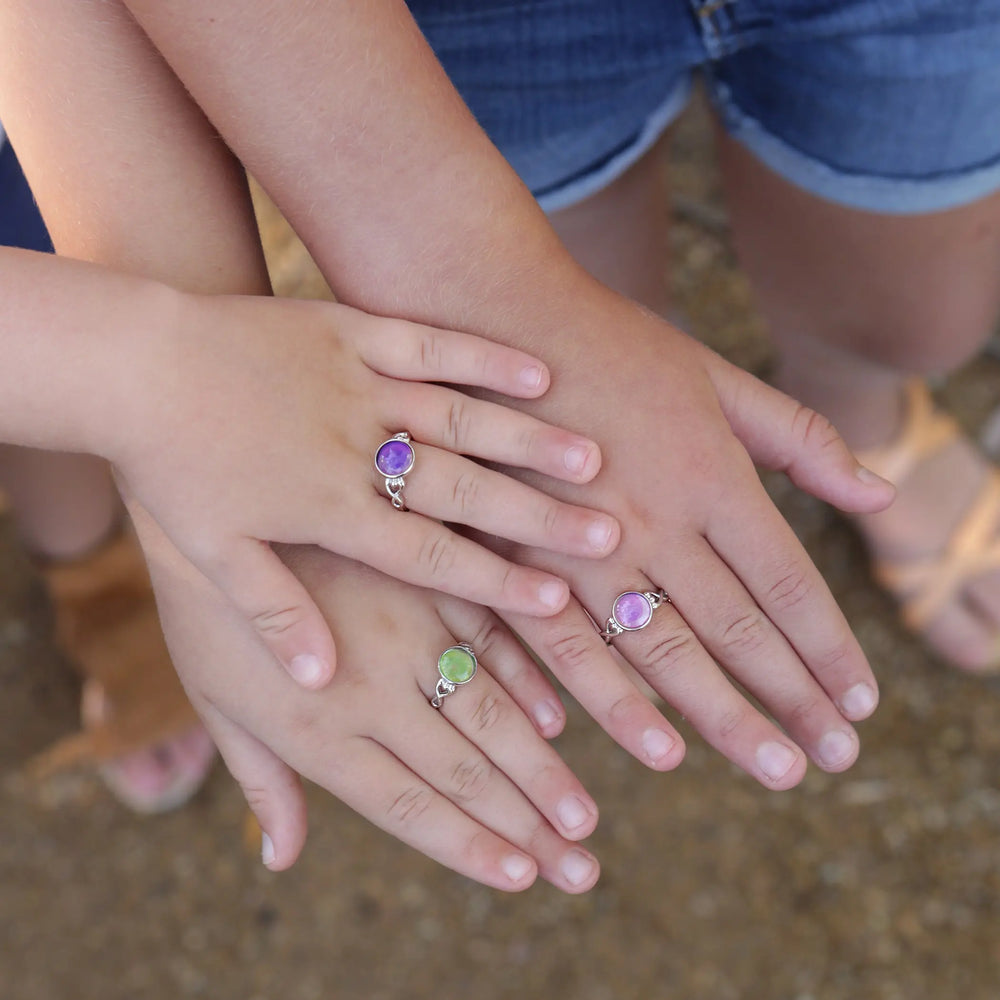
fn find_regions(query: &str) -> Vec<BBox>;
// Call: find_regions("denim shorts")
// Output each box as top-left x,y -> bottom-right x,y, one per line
407,0 -> 1000,214
0,129 -> 53,253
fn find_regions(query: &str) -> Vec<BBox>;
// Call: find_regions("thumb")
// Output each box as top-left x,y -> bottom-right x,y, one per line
203,539 -> 337,689
198,700 -> 308,872
708,359 -> 895,514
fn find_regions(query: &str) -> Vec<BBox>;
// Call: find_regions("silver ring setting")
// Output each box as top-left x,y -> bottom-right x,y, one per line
375,431 -> 416,510
431,642 -> 478,708
599,589 -> 669,643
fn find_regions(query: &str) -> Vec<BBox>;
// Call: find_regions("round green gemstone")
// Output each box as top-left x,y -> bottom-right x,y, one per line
438,646 -> 477,685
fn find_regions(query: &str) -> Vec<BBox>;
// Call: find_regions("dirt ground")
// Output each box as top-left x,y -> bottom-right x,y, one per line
3,99 -> 1000,1000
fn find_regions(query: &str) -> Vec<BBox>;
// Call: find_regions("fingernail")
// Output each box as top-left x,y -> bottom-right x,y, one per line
538,580 -> 567,610
586,518 -> 615,552
501,853 -> 534,883
642,728 -> 676,766
560,849 -> 598,888
840,682 -> 878,719
533,700 -> 561,731
519,365 -> 545,390
856,465 -> 890,487
289,654 -> 328,689
261,832 -> 276,868
818,730 -> 857,769
556,794 -> 593,832
564,444 -> 592,476
756,741 -> 798,782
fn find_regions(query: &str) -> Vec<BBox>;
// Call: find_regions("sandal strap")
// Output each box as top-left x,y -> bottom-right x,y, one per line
873,469 -> 1000,630
856,381 -> 958,487
31,528 -> 199,771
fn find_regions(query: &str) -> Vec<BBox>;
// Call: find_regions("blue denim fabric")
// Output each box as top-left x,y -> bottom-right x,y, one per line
0,136 -> 53,252
408,0 -> 1000,213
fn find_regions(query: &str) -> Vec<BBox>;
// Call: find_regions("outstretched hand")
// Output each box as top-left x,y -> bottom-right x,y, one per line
490,305 -> 895,789
133,504 -> 602,893
110,291 -> 620,688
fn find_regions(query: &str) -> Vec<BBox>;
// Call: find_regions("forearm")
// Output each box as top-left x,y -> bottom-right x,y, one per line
0,247 -> 181,455
120,0 -> 629,356
0,0 -> 269,296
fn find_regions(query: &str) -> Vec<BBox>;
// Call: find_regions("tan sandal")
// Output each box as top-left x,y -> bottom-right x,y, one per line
856,381 -> 1000,673
30,528 -> 216,811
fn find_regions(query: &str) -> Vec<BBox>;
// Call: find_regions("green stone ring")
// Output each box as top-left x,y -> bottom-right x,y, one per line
431,642 -> 478,708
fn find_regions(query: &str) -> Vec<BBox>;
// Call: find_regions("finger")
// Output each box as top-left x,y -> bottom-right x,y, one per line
400,446 -> 619,559
195,698 -> 308,872
706,482 -> 880,723
437,599 -> 567,737
197,539 -> 337,689
345,509 -> 571,617
385,382 -> 603,483
662,536 -> 863,774
574,572 -> 810,789
379,705 -> 600,893
417,636 -> 599,842
502,600 -> 687,773
706,357 -> 895,514
304,736 -> 542,892
355,313 -> 553,398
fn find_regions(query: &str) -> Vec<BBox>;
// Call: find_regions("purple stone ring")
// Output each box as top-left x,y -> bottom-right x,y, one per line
374,431 -> 416,510
599,589 -> 670,643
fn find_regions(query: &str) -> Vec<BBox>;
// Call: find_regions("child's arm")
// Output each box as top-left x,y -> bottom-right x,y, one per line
108,0 -> 893,783
0,246 -> 619,682
0,0 -> 625,881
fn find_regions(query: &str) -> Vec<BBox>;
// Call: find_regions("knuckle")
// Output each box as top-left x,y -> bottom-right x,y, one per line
547,628 -> 597,678
639,628 -> 698,684
813,638 -> 856,677
469,620 -> 504,660
250,604 -> 305,639
541,500 -> 564,540
606,690 -> 650,729
387,785 -> 435,827
720,611 -> 769,658
240,785 -> 271,814
517,425 -> 542,462
417,531 -> 458,581
444,398 -> 472,452
418,330 -> 444,373
791,403 -> 840,453
451,470 -> 482,516
766,567 -> 813,614
785,695 -> 823,728
450,757 -> 492,803
471,692 -> 506,733
718,706 -> 751,740
461,828 -> 503,869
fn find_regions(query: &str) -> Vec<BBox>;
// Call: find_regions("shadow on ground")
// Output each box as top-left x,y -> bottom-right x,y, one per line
3,99 -> 1000,1000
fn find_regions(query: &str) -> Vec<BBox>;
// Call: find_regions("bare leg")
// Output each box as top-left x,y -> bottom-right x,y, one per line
549,138 -> 673,316
0,0 -> 269,806
0,447 -> 119,560
718,132 -> 1000,671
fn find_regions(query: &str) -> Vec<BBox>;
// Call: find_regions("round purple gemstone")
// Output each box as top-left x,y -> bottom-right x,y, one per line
613,591 -> 652,631
375,438 -> 415,478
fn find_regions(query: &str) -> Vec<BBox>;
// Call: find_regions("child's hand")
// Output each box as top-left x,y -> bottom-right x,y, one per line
109,292 -> 620,689
134,506 -> 602,894
481,311 -> 895,790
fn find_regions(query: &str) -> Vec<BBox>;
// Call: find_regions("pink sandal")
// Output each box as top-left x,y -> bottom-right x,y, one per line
856,381 -> 1000,673
31,529 -> 216,812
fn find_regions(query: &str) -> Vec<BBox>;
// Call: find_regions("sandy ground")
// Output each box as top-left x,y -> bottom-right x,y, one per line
3,99 -> 1000,1000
